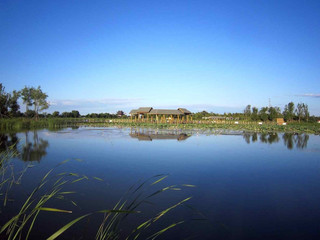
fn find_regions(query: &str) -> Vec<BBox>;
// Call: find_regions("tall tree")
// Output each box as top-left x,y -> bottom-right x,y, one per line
296,103 -> 304,122
251,107 -> 259,121
30,86 -> 49,120
8,90 -> 21,116
71,110 -> 80,118
52,111 -> 60,117
268,107 -> 281,121
21,86 -> 33,111
302,104 -> 309,122
244,105 -> 251,119
283,102 -> 295,121
0,84 -> 9,117
259,107 -> 269,121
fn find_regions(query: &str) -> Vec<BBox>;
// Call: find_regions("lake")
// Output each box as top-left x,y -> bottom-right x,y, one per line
1,127 -> 320,240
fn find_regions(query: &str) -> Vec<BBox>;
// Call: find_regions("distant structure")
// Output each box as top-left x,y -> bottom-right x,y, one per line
129,107 -> 192,122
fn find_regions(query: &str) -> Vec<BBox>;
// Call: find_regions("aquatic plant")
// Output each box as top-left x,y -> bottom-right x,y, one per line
0,160 -> 196,240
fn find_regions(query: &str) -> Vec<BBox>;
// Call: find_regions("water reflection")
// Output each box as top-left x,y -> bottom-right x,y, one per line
20,131 -> 49,162
130,129 -> 190,141
0,133 -> 19,152
243,132 -> 309,149
283,133 -> 309,150
0,131 -> 49,162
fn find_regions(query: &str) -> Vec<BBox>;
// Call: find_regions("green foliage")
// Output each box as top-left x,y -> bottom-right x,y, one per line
20,86 -> 33,112
268,106 -> 281,121
192,111 -> 210,120
244,105 -> 251,119
251,107 -> 259,121
52,111 -> 60,117
0,84 -> 10,118
283,102 -> 295,121
30,86 -> 49,120
296,103 -> 309,122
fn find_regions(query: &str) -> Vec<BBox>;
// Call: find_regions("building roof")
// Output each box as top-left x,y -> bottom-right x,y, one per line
137,107 -> 153,113
129,107 -> 191,115
178,108 -> 191,114
129,109 -> 138,114
149,109 -> 184,115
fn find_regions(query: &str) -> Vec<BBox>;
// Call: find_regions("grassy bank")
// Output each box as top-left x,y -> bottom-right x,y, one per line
0,118 -> 81,132
0,118 -> 319,134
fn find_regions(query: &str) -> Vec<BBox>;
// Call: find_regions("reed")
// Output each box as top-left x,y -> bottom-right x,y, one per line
1,160 -> 196,240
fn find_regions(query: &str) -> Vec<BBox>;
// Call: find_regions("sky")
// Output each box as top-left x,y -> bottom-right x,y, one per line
1,0 -> 320,115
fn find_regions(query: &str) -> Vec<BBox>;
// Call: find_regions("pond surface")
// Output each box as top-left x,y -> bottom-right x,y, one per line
1,127 -> 320,240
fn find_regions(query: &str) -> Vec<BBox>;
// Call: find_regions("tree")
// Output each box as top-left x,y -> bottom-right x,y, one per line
0,84 -> 9,118
21,86 -> 33,111
117,110 -> 124,117
251,107 -> 259,121
244,105 -> 251,119
268,107 -> 281,121
259,107 -> 269,121
52,111 -> 60,117
303,104 -> 309,122
283,102 -> 295,122
8,90 -> 21,116
296,103 -> 304,122
30,86 -> 49,120
71,110 -> 80,118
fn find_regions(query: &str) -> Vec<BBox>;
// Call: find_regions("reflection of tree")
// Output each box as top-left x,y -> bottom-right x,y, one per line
252,133 -> 258,142
243,133 -> 251,144
295,134 -> 309,149
20,131 -> 49,162
283,133 -> 309,150
260,133 -> 268,143
243,132 -> 310,150
283,133 -> 294,149
267,133 -> 279,144
0,133 -> 19,153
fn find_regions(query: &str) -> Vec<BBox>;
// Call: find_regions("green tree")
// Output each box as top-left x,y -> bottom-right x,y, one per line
52,111 -> 60,117
283,102 -> 295,122
71,110 -> 80,118
8,90 -> 21,116
30,86 -> 49,120
303,104 -> 309,122
259,107 -> 269,121
296,103 -> 304,122
251,107 -> 259,121
244,105 -> 251,119
268,107 -> 281,121
0,84 -> 9,118
21,86 -> 33,111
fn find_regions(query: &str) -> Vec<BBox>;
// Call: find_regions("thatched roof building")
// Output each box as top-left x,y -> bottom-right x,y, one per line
129,107 -> 191,116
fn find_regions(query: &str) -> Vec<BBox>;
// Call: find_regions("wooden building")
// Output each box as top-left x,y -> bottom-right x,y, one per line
129,107 -> 192,123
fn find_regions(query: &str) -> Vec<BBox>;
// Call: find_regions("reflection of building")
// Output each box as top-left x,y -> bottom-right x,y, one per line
129,132 -> 190,141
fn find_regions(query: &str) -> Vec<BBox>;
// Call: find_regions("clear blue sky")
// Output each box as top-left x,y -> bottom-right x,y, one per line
1,0 -> 319,115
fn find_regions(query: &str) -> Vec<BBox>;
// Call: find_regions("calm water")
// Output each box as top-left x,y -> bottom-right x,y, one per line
1,127 -> 320,240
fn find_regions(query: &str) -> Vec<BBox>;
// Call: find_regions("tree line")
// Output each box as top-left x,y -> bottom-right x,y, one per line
243,102 -> 310,122
193,102 -> 316,122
